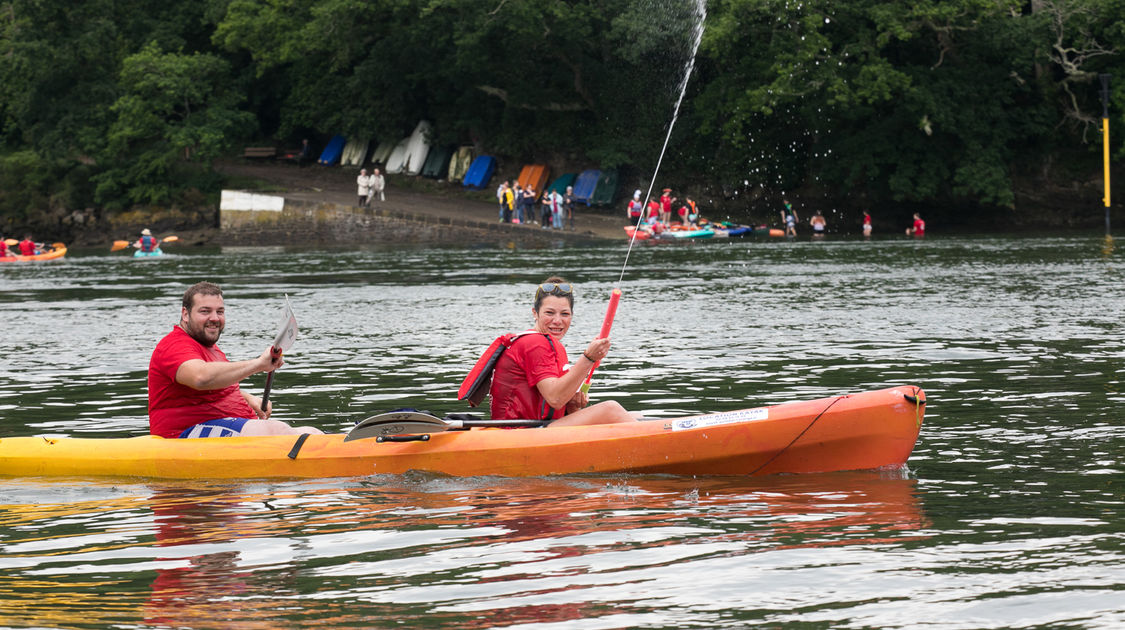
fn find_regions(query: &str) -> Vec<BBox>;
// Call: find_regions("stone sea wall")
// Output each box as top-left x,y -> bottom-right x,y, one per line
219,190 -> 593,246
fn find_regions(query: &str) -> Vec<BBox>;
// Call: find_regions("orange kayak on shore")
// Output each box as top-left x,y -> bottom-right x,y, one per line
0,386 -> 924,480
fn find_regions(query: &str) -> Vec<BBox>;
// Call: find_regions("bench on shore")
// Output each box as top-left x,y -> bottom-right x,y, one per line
242,146 -> 277,160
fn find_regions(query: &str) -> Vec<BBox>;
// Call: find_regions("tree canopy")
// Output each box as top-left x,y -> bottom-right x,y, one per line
1,0 -> 1122,226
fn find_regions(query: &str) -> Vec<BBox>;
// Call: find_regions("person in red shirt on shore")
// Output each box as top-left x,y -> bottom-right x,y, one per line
148,281 -> 323,439
906,213 -> 926,237
659,188 -> 676,225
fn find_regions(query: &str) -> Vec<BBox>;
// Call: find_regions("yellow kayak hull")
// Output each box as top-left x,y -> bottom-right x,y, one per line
0,245 -> 67,262
0,387 -> 924,480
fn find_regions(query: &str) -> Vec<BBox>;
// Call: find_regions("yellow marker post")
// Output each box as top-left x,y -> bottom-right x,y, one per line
1100,74 -> 1112,234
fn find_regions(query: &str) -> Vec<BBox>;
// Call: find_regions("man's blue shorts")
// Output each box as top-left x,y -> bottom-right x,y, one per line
179,418 -> 252,438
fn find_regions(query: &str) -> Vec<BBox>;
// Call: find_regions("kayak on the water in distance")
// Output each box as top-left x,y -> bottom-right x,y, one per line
625,222 -> 784,240
0,386 -> 925,480
133,247 -> 163,258
0,244 -> 67,262
624,225 -> 715,240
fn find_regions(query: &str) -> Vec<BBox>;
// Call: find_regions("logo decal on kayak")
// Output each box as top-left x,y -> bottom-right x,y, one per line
670,408 -> 768,431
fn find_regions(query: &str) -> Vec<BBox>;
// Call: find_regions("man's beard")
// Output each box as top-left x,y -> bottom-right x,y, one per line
182,319 -> 223,347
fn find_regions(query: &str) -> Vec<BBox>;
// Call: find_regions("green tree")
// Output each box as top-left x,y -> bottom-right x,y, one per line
93,42 -> 254,206
213,0 -> 702,165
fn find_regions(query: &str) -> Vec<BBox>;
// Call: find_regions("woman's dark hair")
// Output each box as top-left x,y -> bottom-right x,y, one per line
533,275 -> 574,312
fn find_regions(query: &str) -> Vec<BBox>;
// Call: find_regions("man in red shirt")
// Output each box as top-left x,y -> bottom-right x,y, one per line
18,235 -> 37,256
148,281 -> 323,439
906,213 -> 926,237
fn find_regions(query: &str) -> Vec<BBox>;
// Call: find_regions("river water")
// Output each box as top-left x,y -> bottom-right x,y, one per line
0,233 -> 1122,628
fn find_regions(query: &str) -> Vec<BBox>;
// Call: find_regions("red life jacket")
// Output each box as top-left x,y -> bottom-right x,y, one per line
458,330 -> 551,409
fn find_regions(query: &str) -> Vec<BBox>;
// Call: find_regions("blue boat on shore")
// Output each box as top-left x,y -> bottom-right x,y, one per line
572,169 -> 601,205
317,135 -> 346,165
462,155 -> 497,189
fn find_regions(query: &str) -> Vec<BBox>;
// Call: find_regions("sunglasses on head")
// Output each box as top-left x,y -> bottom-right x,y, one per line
535,282 -> 573,298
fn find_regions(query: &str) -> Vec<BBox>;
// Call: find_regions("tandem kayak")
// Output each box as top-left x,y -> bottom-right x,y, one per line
0,386 -> 924,480
0,244 -> 66,262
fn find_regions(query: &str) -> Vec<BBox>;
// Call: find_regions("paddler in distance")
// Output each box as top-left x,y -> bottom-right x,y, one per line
136,228 -> 159,254
148,281 -> 323,438
487,277 -> 639,426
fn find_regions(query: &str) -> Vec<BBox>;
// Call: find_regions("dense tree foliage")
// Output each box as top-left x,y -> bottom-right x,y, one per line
1,0 -> 1122,228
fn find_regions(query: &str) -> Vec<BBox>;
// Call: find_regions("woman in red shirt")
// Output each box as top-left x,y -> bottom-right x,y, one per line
489,278 -> 637,426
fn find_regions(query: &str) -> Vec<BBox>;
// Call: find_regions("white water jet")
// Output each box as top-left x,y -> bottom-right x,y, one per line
619,0 -> 708,282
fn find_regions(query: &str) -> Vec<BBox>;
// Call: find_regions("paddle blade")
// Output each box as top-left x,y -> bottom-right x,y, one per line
111,240 -> 129,251
161,235 -> 179,243
271,295 -> 298,352
344,411 -> 550,441
3,238 -> 16,247
345,410 -> 449,441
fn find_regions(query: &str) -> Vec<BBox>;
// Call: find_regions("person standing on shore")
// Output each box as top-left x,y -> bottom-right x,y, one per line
863,211 -> 873,237
522,186 -> 538,226
497,181 -> 509,221
513,182 -> 524,223
626,190 -> 644,226
293,139 -> 311,167
369,168 -> 385,203
781,199 -> 798,237
564,186 -> 576,230
549,190 -> 564,229
647,197 -> 661,224
539,188 -> 552,228
505,182 -> 516,223
906,213 -> 926,237
659,188 -> 675,225
809,211 -> 827,236
356,169 -> 370,207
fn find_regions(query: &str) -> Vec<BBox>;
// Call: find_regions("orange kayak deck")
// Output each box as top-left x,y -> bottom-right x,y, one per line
0,386 -> 925,480
0,245 -> 67,262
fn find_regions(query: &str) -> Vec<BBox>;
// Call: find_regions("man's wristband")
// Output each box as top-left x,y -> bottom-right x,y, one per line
582,352 -> 596,363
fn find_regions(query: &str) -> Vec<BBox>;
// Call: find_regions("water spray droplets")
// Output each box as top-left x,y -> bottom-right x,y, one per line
618,0 -> 707,284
